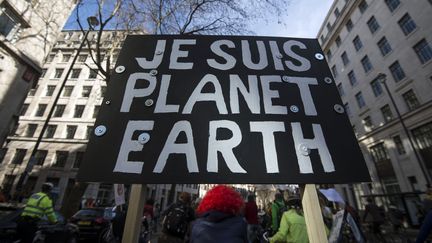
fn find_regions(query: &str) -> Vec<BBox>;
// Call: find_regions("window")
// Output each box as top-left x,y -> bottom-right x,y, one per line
78,55 -> 87,62
45,85 -> 56,96
326,23 -> 332,32
326,50 -> 332,61
82,86 -> 92,97
358,0 -> 368,13
344,103 -> 351,116
53,69 -> 64,79
348,71 -> 357,86
361,56 -> 373,72
370,143 -> 388,163
367,16 -> 380,34
93,106 -> 100,118
62,54 -> 71,62
44,125 -> 57,138
355,92 -> 366,108
377,37 -> 392,56
335,36 -> 341,47
35,104 -> 47,117
28,85 -> 38,96
353,36 -> 363,51
370,78 -> 383,97
73,152 -> 85,168
53,151 -> 68,167
20,104 -> 29,116
63,86 -> 74,97
381,104 -> 393,122
70,69 -> 81,79
88,69 -> 98,79
25,124 -> 37,137
11,149 -> 27,164
86,126 -> 93,139
413,39 -> 432,64
337,83 -> 344,96
40,69 -> 47,78
47,54 -> 55,63
334,8 -> 340,18
363,116 -> 373,131
402,89 -> 420,111
346,19 -> 353,32
398,14 -> 417,35
412,123 -> 432,150
53,105 -> 65,117
385,0 -> 400,12
0,4 -> 22,40
331,65 -> 338,78
393,135 -> 406,155
341,52 -> 350,66
389,61 -> 406,82
34,150 -> 48,166
74,105 -> 85,118
66,125 -> 77,139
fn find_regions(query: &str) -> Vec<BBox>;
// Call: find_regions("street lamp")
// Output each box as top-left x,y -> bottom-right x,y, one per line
14,16 -> 100,197
378,73 -> 431,185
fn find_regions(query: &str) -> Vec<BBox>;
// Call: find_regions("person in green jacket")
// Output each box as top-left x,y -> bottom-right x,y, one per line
270,197 -> 308,243
17,182 -> 58,243
271,193 -> 286,234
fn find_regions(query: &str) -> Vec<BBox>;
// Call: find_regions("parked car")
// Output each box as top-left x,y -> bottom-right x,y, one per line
0,206 -> 78,243
70,208 -> 111,240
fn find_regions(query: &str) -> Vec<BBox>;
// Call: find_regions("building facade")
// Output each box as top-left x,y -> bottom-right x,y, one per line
0,0 -> 77,148
317,0 -> 432,224
0,30 -> 198,209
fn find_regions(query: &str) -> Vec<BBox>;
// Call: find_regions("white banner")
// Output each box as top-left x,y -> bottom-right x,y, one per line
113,184 -> 126,205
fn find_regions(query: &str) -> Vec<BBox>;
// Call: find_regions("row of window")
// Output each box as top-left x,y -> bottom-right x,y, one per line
1,149 -> 84,169
21,123 -> 94,140
41,67 -> 99,80
20,103 -> 100,119
26,84 -> 106,99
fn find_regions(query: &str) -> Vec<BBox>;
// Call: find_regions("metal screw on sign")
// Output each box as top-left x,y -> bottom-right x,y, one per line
105,100 -> 111,105
150,70 -> 158,76
282,76 -> 291,82
94,125 -> 107,136
115,66 -> 125,73
324,77 -> 333,84
334,104 -> 345,114
155,50 -> 163,55
315,53 -> 324,60
138,133 -> 150,144
145,99 -> 154,107
298,143 -> 310,156
290,105 -> 299,113
276,53 -> 283,59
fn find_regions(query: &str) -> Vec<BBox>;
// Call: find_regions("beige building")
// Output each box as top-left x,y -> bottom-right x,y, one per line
0,29 -> 198,209
0,0 -> 76,148
318,0 -> 432,224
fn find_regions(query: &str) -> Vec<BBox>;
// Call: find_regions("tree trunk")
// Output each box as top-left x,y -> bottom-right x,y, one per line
60,182 -> 88,219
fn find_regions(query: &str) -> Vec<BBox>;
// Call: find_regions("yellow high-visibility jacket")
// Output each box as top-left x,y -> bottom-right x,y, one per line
21,192 -> 57,223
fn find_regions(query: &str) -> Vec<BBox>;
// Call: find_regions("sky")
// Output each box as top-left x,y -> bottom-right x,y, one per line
251,0 -> 335,38
65,0 -> 335,38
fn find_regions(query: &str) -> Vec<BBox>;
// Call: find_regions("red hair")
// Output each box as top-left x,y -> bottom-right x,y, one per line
197,185 -> 244,215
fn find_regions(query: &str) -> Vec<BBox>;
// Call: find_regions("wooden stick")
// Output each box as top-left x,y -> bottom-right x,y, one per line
122,184 -> 147,243
301,184 -> 328,243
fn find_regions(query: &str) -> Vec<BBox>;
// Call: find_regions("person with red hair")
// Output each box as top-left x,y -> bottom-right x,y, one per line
190,185 -> 248,243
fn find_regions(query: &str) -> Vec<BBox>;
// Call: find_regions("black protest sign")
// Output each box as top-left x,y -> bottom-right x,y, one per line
77,35 -> 370,184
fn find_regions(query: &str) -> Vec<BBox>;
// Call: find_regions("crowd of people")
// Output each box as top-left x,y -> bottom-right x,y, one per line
9,183 -> 432,242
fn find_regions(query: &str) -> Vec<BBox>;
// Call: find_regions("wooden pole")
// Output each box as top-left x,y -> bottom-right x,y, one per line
301,184 -> 328,243
122,184 -> 147,243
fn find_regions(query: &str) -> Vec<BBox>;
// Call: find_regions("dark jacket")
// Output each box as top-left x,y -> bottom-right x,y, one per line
244,201 -> 259,225
190,211 -> 247,243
